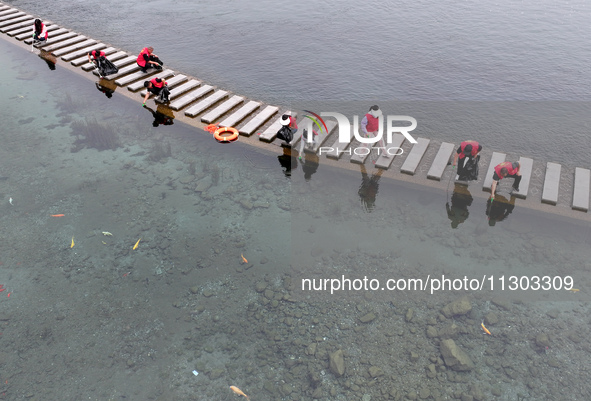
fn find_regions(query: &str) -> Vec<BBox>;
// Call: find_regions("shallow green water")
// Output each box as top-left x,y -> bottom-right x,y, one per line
1,37 -> 590,401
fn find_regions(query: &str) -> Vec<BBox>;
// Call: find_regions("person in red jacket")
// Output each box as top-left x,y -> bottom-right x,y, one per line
490,161 -> 521,200
142,77 -> 170,105
32,19 -> 48,44
452,140 -> 482,181
136,47 -> 163,73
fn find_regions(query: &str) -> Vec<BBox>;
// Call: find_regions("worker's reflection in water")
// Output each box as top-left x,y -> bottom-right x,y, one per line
95,78 -> 117,99
277,147 -> 298,177
38,49 -> 57,71
446,184 -> 473,228
301,152 -> 319,181
486,193 -> 516,226
358,164 -> 383,213
143,104 -> 175,127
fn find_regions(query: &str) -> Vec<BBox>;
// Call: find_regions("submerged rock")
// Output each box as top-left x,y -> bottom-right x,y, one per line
329,349 -> 345,376
440,339 -> 474,371
441,296 -> 472,318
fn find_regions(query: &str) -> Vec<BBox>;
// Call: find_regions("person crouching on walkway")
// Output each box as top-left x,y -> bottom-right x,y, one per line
361,105 -> 387,156
88,50 -> 118,78
88,49 -> 106,67
137,47 -> 163,73
452,141 -> 482,181
142,77 -> 170,106
32,19 -> 48,44
490,161 -> 521,200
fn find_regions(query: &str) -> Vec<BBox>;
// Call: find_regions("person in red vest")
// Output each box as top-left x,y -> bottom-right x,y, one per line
136,47 -> 163,73
88,49 -> 106,66
32,19 -> 48,44
361,105 -> 387,156
87,49 -> 119,78
490,161 -> 521,200
142,77 -> 170,105
452,141 -> 482,181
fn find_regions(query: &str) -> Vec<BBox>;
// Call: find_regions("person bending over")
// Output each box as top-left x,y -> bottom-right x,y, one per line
142,77 -> 170,105
452,140 -> 482,181
490,161 -> 521,200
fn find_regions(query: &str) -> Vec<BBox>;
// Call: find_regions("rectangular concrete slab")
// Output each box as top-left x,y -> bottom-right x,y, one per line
349,145 -> 372,165
238,105 -> 278,136
401,137 -> 431,175
184,90 -> 228,118
126,69 -> 174,91
61,43 -> 105,61
95,56 -> 139,78
156,79 -> 200,103
0,10 -> 20,19
301,120 -> 337,154
325,124 -> 353,160
97,61 -> 138,79
0,17 -> 33,33
169,84 -> 213,111
427,142 -> 455,180
299,120 -> 337,153
572,167 -> 590,212
27,30 -> 76,46
219,100 -> 260,127
52,38 -> 96,57
482,152 -> 506,192
82,51 -> 129,71
201,95 -> 244,124
111,55 -> 137,67
75,48 -> 118,67
0,13 -> 26,25
541,162 -> 561,205
8,23 -> 36,36
375,133 -> 407,169
45,35 -> 88,53
0,15 -> 30,28
15,24 -> 59,40
74,47 -> 116,66
259,112 -> 296,142
511,157 -> 533,199
116,69 -> 161,86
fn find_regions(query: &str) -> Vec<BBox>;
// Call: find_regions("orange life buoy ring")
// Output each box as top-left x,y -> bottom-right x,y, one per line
213,126 -> 239,142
